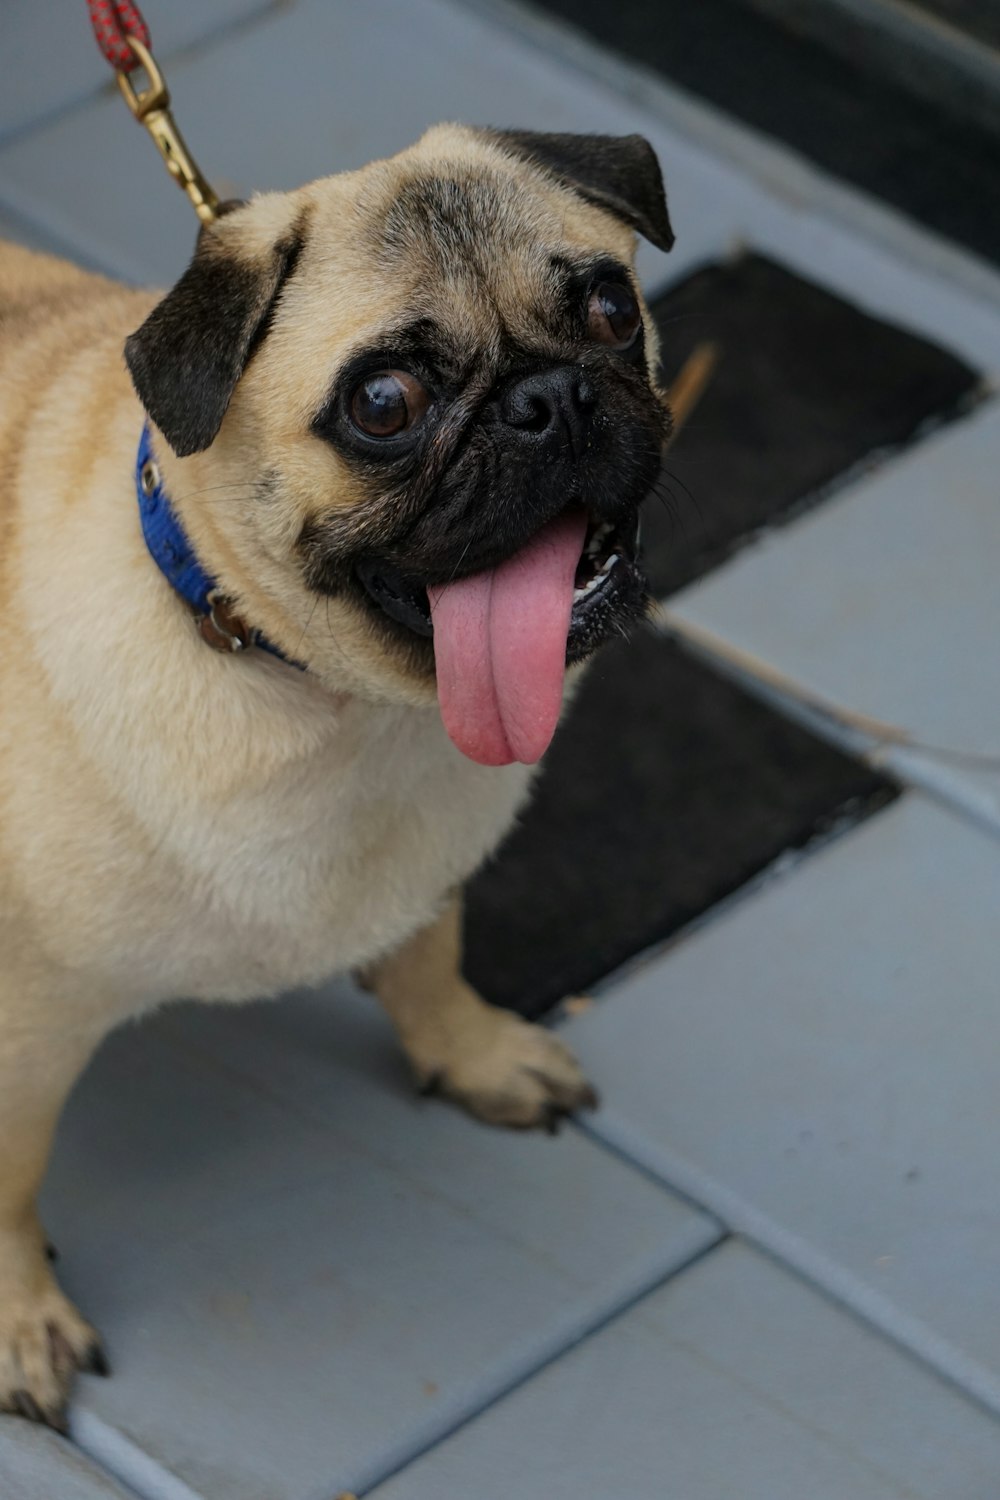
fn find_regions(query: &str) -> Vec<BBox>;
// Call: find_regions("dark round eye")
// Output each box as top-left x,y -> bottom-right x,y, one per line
588,281 -> 642,350
349,370 -> 430,438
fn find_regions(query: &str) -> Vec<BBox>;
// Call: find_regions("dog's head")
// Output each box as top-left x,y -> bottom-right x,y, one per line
126,124 -> 673,764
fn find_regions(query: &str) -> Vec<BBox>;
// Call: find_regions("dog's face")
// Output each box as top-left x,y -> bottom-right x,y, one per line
126,125 -> 673,764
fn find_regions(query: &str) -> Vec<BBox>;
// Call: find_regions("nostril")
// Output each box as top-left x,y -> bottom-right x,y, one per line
506,392 -> 553,433
501,367 -> 596,440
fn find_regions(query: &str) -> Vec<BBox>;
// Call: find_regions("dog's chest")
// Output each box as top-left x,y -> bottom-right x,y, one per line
136,705 -> 532,1004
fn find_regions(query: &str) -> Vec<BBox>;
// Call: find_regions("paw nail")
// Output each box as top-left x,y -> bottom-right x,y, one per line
580,1085 -> 601,1111
13,1389 -> 44,1424
45,1241 -> 59,1263
47,1405 -> 70,1436
418,1069 -> 443,1098
85,1342 -> 111,1377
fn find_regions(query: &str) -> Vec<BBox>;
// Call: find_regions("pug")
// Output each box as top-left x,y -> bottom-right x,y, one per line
0,123 -> 672,1429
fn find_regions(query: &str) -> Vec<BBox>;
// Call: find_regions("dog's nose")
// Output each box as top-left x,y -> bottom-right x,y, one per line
500,367 -> 595,451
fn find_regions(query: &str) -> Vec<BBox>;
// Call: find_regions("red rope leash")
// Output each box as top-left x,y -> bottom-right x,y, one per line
86,0 -> 151,73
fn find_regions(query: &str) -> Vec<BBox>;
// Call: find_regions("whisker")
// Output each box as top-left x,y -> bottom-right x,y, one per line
661,465 -> 703,522
648,476 -> 697,546
165,482 -> 267,509
445,536 -> 475,587
324,595 -> 354,672
292,594 -> 322,662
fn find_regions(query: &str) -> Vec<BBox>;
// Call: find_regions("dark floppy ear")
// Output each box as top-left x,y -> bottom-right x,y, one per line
486,129 -> 673,251
125,210 -> 305,457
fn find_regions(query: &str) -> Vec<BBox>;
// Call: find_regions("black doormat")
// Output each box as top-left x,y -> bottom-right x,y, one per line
910,0 -> 1000,50
524,0 -> 1000,268
645,253 -> 979,596
462,254 -> 975,1018
464,629 -> 898,1017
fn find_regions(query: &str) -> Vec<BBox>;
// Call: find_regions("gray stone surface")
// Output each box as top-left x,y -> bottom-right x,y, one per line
2,0 -> 1000,379
3,0 -> 1000,1493
0,202 -> 50,251
565,796 -> 1000,1407
1,1419 -> 135,1500
41,984 -> 716,1499
371,1241 -> 1000,1500
672,401 -> 1000,829
0,0 -> 279,141
0,197 -> 115,269
0,0 -> 691,286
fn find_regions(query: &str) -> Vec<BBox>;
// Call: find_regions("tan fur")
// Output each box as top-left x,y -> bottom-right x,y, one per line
0,124 -> 658,1425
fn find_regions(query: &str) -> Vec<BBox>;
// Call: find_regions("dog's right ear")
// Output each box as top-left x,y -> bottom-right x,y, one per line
125,204 -> 306,458
485,129 -> 673,252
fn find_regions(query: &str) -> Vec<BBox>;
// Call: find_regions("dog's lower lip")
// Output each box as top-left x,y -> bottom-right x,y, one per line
353,509 -> 642,643
353,557 -> 434,637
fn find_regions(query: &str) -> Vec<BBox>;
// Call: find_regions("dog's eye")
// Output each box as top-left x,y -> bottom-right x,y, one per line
350,370 -> 429,438
588,282 -> 641,350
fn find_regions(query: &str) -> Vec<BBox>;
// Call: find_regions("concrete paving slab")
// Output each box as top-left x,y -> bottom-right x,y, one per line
563,796 -> 1000,1411
41,984 -> 716,1500
0,0 -> 279,143
672,400 -> 1000,829
370,1241 -> 1000,1500
1,1419 -> 136,1500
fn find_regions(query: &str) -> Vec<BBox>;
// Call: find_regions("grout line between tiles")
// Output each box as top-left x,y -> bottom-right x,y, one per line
0,0 -> 998,371
0,5 -> 993,1492
747,0 -> 1000,140
0,0 -> 289,154
655,612 -> 1000,844
566,776 -> 902,1019
453,0 -> 1000,373
0,192 -> 121,278
315,1217 -> 724,1499
69,1410 -> 209,1500
655,378 -> 993,572
576,1110 -> 1000,1422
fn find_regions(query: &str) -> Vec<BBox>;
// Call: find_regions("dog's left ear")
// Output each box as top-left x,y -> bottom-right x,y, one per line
125,205 -> 305,457
486,129 -> 673,251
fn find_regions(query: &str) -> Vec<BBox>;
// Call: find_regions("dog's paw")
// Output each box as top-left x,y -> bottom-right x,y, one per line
416,1004 -> 598,1131
0,1275 -> 108,1433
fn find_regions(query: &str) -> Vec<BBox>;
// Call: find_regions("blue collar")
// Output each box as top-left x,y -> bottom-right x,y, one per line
136,424 -> 295,665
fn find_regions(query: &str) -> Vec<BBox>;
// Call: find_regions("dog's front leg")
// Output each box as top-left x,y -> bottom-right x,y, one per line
0,976 -> 108,1431
364,895 -> 597,1131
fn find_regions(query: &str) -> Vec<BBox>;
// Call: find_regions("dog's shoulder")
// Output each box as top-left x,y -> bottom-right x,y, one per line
0,240 -> 149,362
0,240 -> 102,322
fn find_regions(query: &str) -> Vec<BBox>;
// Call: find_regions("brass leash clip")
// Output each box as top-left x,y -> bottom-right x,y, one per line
116,36 -> 219,225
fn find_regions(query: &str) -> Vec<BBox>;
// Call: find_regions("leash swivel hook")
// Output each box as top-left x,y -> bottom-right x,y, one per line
115,35 -> 220,225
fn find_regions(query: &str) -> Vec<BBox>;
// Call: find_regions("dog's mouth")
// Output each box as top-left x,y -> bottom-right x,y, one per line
354,507 -> 645,767
355,510 -> 641,641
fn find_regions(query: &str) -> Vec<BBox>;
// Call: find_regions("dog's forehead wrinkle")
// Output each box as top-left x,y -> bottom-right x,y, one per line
351,169 -> 625,368
373,168 -> 559,282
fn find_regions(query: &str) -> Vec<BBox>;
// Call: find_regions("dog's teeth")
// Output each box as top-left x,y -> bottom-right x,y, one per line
574,541 -> 623,604
586,522 -> 613,559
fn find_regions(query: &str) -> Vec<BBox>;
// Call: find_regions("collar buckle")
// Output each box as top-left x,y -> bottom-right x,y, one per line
198,589 -> 253,654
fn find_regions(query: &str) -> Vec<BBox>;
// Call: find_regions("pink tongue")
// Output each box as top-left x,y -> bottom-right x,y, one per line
429,509 -> 588,766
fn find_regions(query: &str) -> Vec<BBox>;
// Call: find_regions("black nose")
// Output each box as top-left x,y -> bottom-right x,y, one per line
500,366 -> 596,452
